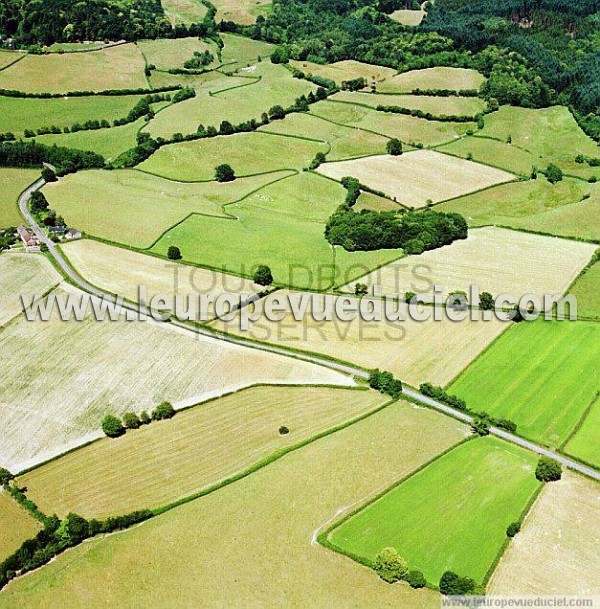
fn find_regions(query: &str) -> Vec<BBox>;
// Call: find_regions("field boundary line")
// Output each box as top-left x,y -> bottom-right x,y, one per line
0,52 -> 28,73
431,145 -> 528,178
558,390 -> 600,451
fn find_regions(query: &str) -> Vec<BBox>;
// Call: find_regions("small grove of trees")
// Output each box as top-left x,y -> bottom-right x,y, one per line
253,264 -> 273,286
439,571 -> 478,595
373,547 -> 408,583
368,370 -> 403,399
167,245 -> 182,260
386,138 -> 403,156
535,456 -> 562,482
545,163 -> 563,184
215,164 -> 235,182
471,419 -> 490,436
354,282 -> 368,296
341,176 -> 361,207
506,522 -> 521,538
479,291 -> 495,311
0,467 -> 14,485
101,402 -> 175,437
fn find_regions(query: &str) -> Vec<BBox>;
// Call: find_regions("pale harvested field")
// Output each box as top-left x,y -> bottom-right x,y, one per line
137,37 -> 216,69
44,169 -> 293,248
0,254 -> 60,326
389,9 -> 425,25
212,290 -> 509,386
333,91 -> 487,116
0,44 -> 147,93
21,386 -> 387,518
489,473 -> 600,595
0,402 -> 467,608
0,492 -> 41,559
342,227 -> 597,303
377,67 -> 485,93
316,150 -> 515,207
62,239 -> 260,319
290,59 -> 397,85
0,284 -> 352,472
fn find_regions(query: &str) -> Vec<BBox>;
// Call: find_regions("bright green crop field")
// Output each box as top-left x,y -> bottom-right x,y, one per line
0,168 -> 41,227
563,393 -> 600,468
570,262 -> 600,320
449,320 -> 600,448
328,437 -> 540,585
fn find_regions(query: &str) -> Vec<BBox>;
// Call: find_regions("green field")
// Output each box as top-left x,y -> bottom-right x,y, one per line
219,33 -> 274,65
137,38 -> 217,70
0,94 -> 146,136
0,50 -> 24,70
376,67 -> 485,93
570,261 -> 600,320
563,394 -> 600,468
329,437 -> 540,584
0,492 -> 41,560
150,172 -> 401,288
139,131 -> 325,181
0,168 -> 40,227
437,178 -> 600,241
161,0 -> 208,24
44,169 -> 292,248
0,402 -> 466,608
449,320 -> 600,448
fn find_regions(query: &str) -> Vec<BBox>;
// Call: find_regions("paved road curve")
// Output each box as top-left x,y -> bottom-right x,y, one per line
20,180 -> 600,482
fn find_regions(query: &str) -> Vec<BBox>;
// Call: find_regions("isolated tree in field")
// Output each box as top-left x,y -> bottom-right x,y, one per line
354,282 -> 368,296
253,264 -> 273,286
387,138 -> 403,156
167,245 -> 182,260
152,401 -> 175,421
373,547 -> 408,583
545,163 -> 563,184
535,456 -> 562,482
406,570 -> 426,588
122,412 -> 141,429
215,164 -> 235,182
479,292 -> 495,311
439,571 -> 475,595
0,467 -> 14,485
278,425 -> 289,435
101,414 -> 125,438
506,522 -> 521,537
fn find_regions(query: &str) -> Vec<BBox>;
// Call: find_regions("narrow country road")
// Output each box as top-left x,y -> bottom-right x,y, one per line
20,180 -> 600,482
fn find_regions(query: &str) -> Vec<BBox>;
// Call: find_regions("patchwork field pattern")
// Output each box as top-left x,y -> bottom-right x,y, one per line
316,150 -> 515,207
0,283 -> 352,472
0,168 -> 41,227
489,473 -> 600,595
342,226 -> 597,302
0,402 -> 467,608
0,492 -> 41,560
328,437 -> 540,584
376,67 -> 486,93
449,320 -> 600,449
0,44 -> 148,93
44,169 -> 293,247
20,386 -> 387,518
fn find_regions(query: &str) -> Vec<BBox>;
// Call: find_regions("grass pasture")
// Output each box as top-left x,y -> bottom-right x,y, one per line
0,94 -> 146,137
0,492 -> 41,559
289,60 -> 397,85
563,393 -> 600,469
449,320 -> 600,448
389,9 -> 425,25
328,437 -> 540,584
0,254 -> 59,327
219,33 -> 275,65
489,473 -> 600,595
140,131 -> 325,181
161,0 -> 208,24
44,168 -> 292,247
213,290 -> 509,386
0,402 -> 467,608
332,91 -> 487,116
0,50 -> 24,70
0,283 -> 351,472
20,386 -> 387,518
213,0 -> 272,24
150,172 -> 401,288
0,167 -> 41,227
0,44 -> 147,93
342,226 -> 597,303
137,38 -> 217,70
570,261 -> 600,320
316,150 -> 515,207
377,67 -> 485,93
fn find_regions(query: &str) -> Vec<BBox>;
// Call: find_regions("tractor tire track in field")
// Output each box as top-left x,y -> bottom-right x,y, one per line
19,179 -> 600,482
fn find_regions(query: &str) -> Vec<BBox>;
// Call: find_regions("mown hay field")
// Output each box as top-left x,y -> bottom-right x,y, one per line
377,67 -> 486,93
0,283 -> 351,472
258,111 -> 389,160
289,59 -> 397,84
570,261 -> 600,320
489,473 -> 600,595
0,44 -> 148,93
0,94 -> 146,136
0,492 -> 41,559
161,0 -> 208,24
0,254 -> 59,326
0,401 -> 467,608
437,177 -> 600,240
332,91 -> 487,116
21,386 -> 387,518
150,172 -> 401,289
44,168 -> 293,247
389,9 -> 425,25
317,150 -> 515,207
62,239 -> 261,319
0,167 -> 40,227
137,37 -> 217,70
354,191 -> 401,212
145,63 -> 315,139
213,289 -> 509,386
140,131 -> 325,181
212,0 -> 272,24
330,437 -> 540,585
449,320 -> 600,449
342,226 -> 597,303
310,100 -> 475,145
